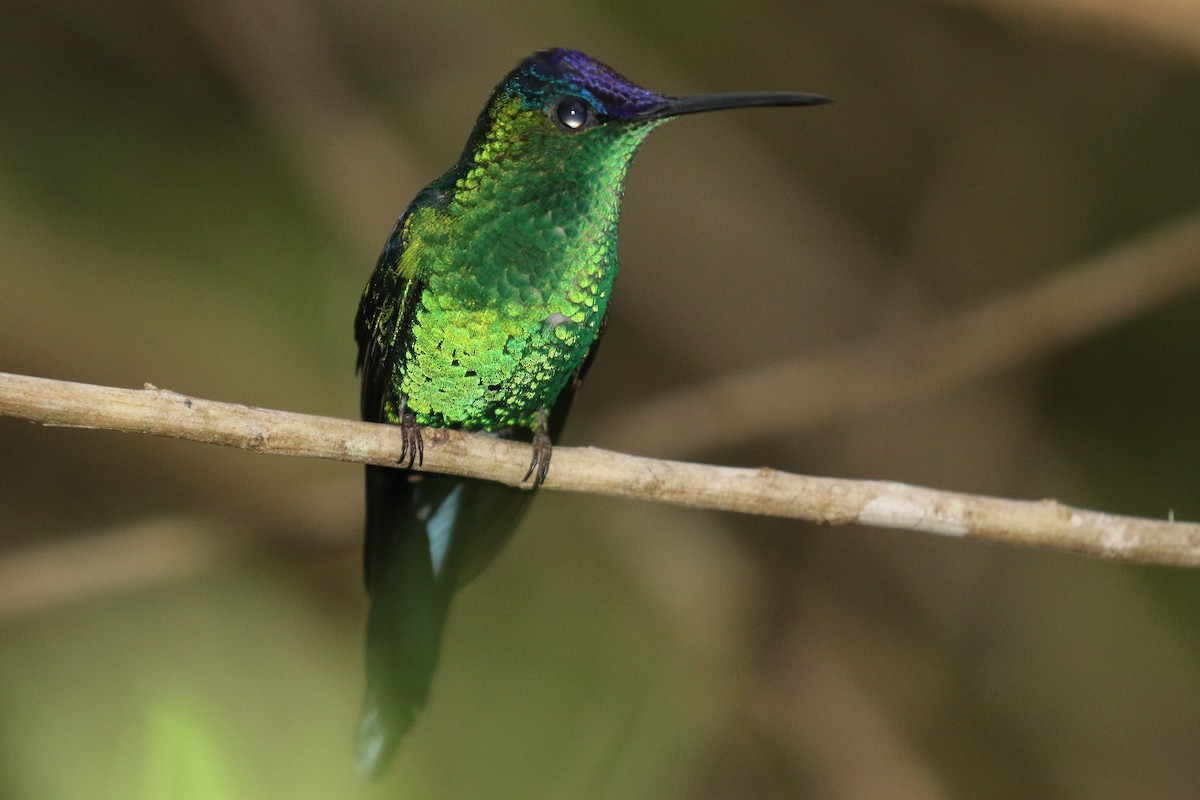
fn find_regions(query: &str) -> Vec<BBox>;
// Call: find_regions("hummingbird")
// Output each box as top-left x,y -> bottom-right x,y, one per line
353,47 -> 828,777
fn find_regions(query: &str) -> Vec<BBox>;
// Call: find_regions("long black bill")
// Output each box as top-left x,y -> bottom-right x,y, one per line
638,91 -> 831,120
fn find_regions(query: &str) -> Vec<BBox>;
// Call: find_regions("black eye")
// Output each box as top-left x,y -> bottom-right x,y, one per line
553,97 -> 591,131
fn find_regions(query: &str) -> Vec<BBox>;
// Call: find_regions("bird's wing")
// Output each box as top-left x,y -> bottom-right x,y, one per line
355,203 -> 423,425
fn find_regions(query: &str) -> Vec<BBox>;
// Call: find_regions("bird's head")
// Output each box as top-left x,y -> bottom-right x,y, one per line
452,48 -> 829,188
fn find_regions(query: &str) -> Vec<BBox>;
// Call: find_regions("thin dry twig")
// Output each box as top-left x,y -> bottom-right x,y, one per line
2,371 -> 1198,567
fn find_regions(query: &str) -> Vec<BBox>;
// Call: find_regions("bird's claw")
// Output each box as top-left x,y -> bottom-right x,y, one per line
523,426 -> 552,488
521,409 -> 553,487
397,407 -> 424,469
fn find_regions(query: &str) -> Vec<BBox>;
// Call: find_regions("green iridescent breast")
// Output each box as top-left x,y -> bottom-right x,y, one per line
390,97 -> 662,431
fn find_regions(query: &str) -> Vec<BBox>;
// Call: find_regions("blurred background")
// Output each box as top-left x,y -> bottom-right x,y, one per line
3,0 -> 1200,797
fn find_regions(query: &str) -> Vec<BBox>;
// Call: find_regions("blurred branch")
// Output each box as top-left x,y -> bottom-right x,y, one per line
608,210 -> 1200,456
0,517 -> 247,618
0,475 -> 361,620
936,0 -> 1200,63
174,0 -> 421,253
3,371 -> 1199,567
757,594 -> 954,800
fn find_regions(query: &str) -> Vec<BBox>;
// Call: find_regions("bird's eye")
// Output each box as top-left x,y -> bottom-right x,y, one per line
553,98 -> 591,131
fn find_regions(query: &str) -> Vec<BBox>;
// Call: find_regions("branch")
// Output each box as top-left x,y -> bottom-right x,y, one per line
2,371 -> 1198,567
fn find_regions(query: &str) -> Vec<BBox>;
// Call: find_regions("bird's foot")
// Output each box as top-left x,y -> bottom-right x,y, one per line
397,402 -> 424,469
522,410 -> 552,488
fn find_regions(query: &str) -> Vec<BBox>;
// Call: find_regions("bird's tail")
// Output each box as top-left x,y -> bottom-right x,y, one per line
356,464 -> 531,778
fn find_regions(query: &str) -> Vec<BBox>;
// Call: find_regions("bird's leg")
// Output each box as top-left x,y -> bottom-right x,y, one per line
396,395 -> 424,469
522,408 -> 552,488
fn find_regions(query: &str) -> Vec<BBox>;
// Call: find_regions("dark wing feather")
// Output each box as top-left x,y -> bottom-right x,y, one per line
356,198 -> 441,776
355,198 -> 611,778
355,203 -> 422,424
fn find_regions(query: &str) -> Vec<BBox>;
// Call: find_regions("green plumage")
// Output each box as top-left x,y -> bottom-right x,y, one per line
353,47 -> 828,778
362,98 -> 662,432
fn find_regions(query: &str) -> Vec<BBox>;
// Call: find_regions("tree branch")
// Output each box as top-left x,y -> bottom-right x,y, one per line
2,371 -> 1198,567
